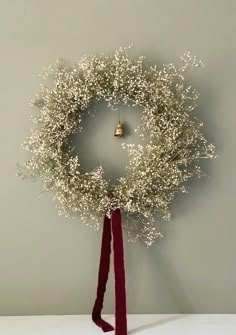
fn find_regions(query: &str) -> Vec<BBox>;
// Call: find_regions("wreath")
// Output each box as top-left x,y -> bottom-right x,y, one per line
19,47 -> 216,246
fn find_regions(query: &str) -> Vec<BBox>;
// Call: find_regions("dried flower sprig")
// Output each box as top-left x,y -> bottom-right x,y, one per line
19,47 -> 216,246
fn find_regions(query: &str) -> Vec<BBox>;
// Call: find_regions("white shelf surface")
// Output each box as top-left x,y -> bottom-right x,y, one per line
0,314 -> 235,335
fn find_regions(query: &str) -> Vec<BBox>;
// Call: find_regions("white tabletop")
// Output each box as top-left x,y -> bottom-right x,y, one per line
0,314 -> 235,335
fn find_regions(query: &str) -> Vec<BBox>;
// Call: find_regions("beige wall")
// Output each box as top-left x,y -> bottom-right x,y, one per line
0,0 -> 235,315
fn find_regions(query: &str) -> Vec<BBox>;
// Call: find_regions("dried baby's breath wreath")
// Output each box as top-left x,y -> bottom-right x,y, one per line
19,47 -> 216,246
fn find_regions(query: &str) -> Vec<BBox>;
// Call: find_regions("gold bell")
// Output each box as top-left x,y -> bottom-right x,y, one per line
114,121 -> 125,138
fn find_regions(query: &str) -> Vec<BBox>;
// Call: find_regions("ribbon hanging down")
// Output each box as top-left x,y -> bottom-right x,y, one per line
92,208 -> 127,335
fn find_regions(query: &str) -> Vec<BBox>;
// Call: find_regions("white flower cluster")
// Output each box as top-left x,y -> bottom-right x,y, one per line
19,47 -> 216,246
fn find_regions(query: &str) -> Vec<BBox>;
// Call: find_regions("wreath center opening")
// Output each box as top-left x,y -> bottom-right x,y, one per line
69,100 -> 143,184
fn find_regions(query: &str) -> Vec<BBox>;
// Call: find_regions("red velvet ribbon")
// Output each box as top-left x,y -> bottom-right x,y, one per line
92,208 -> 127,335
